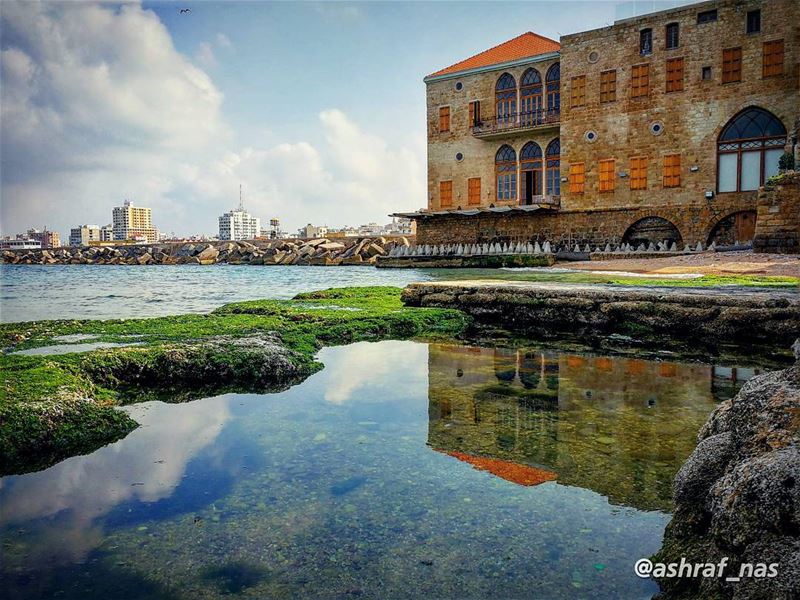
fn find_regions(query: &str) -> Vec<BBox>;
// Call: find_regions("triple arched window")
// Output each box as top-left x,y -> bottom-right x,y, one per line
495,139 -> 560,202
717,107 -> 786,192
494,63 -> 560,127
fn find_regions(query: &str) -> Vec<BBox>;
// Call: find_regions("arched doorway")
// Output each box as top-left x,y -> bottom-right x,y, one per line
545,139 -> 560,197
622,217 -> 683,247
545,63 -> 560,113
495,145 -> 517,202
717,107 -> 787,192
707,210 -> 757,245
520,141 -> 542,205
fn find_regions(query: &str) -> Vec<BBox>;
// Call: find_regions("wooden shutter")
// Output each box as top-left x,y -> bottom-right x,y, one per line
468,101 -> 481,128
722,47 -> 742,83
631,64 -> 650,98
439,106 -> 450,132
599,159 -> 615,192
666,57 -> 684,92
468,178 -> 481,205
630,156 -> 647,190
570,76 -> 586,108
600,70 -> 617,103
663,154 -> 681,188
440,180 -> 453,206
568,163 -> 585,194
763,40 -> 784,77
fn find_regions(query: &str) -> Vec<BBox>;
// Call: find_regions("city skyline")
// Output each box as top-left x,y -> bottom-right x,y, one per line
1,1 -> 695,238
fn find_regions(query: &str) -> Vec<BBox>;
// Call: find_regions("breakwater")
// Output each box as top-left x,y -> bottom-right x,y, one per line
0,236 -> 410,266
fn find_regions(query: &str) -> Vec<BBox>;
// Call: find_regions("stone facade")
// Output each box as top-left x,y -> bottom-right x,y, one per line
417,0 -> 800,247
753,172 -> 800,253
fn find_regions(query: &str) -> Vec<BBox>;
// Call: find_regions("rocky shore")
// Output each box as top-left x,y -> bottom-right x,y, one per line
401,280 -> 800,345
1,236 -> 410,266
0,287 -> 468,475
653,340 -> 800,599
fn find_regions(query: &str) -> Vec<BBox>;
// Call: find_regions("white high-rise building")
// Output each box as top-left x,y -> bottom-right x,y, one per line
218,186 -> 260,241
69,225 -> 102,246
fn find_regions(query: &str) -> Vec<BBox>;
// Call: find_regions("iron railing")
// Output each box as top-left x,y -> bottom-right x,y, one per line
519,195 -> 561,208
472,108 -> 560,136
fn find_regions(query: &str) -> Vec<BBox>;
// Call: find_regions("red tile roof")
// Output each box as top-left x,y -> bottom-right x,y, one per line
428,32 -> 560,78
438,449 -> 558,487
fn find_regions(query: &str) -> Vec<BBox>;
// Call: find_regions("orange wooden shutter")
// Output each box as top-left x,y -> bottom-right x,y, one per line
570,76 -> 586,108
468,178 -> 481,205
568,163 -> 585,194
631,64 -> 650,98
600,70 -> 616,103
630,156 -> 647,190
440,180 -> 453,206
439,106 -> 450,132
722,47 -> 742,83
599,159 -> 615,192
763,40 -> 784,77
663,154 -> 681,188
665,57 -> 684,92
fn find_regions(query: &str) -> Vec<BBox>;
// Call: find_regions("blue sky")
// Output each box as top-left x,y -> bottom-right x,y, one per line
1,0 -> 692,238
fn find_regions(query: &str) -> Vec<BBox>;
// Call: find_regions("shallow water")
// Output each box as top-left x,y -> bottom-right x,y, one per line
0,340 -> 764,599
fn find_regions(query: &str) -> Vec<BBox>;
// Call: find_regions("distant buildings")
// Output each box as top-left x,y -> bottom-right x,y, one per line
219,208 -> 261,241
100,225 -> 113,242
113,200 -> 158,243
69,225 -> 102,246
298,223 -> 329,239
24,228 -> 61,248
1,239 -> 41,250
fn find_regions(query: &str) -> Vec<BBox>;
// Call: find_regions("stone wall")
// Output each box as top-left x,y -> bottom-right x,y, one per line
414,193 -> 759,246
753,172 -> 800,253
426,54 -> 560,211
559,0 -> 799,213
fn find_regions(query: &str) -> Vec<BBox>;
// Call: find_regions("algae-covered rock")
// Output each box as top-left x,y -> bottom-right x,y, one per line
654,342 -> 800,599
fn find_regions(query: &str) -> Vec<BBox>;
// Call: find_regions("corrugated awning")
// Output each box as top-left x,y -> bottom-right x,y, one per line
391,204 -> 554,219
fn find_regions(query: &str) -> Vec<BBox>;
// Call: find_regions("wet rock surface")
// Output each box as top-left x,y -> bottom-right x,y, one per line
401,280 -> 800,345
1,237 -> 410,267
653,344 -> 800,599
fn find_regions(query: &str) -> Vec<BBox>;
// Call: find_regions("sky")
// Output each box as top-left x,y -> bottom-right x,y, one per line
0,0 -> 694,239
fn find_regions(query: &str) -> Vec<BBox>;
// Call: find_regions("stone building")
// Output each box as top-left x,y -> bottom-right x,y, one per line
401,0 -> 799,247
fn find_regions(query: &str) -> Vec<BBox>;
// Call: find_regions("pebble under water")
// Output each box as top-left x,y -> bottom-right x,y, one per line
0,340 -> 766,599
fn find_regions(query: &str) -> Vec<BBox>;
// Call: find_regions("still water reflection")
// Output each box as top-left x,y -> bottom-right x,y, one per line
0,341 -> 763,599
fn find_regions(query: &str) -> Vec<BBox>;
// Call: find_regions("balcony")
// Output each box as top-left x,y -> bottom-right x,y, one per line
472,108 -> 560,139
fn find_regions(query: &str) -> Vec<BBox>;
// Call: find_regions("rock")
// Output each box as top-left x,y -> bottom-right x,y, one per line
318,242 -> 345,251
654,346 -> 800,599
196,245 -> 219,264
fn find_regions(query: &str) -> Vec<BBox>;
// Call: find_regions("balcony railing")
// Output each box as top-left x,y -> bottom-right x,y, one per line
521,194 -> 560,208
472,108 -> 560,138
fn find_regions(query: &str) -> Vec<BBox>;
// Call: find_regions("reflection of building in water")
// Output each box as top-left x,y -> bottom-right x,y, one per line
427,343 -> 761,511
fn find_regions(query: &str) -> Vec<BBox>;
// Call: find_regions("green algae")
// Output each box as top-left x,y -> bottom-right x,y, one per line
0,287 -> 470,474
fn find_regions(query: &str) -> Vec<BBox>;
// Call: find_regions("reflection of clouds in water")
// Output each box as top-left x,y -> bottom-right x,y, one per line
0,397 -> 230,564
322,340 -> 428,405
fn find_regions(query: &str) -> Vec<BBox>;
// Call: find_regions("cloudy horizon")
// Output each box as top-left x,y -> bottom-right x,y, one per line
1,0 -> 694,239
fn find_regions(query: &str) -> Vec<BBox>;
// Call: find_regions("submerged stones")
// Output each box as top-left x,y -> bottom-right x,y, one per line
654,343 -> 800,599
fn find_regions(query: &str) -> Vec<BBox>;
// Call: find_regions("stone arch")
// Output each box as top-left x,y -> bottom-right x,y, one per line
622,216 -> 683,247
707,210 -> 757,246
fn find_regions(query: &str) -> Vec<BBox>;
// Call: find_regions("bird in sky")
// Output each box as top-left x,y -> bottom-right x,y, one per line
179,8 -> 191,14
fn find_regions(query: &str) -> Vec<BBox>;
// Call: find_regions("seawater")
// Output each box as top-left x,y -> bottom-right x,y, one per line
0,340 -> 765,599
0,264 -> 443,322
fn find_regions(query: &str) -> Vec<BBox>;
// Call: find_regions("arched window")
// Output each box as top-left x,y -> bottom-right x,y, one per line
717,107 -> 786,192
520,68 -> 543,125
545,139 -> 560,196
546,63 -> 560,113
495,73 -> 517,125
496,145 -> 517,201
520,142 -> 543,204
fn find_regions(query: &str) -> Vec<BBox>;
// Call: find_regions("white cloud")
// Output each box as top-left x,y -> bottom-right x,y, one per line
195,42 -> 217,68
215,32 -> 233,50
0,2 -> 425,238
